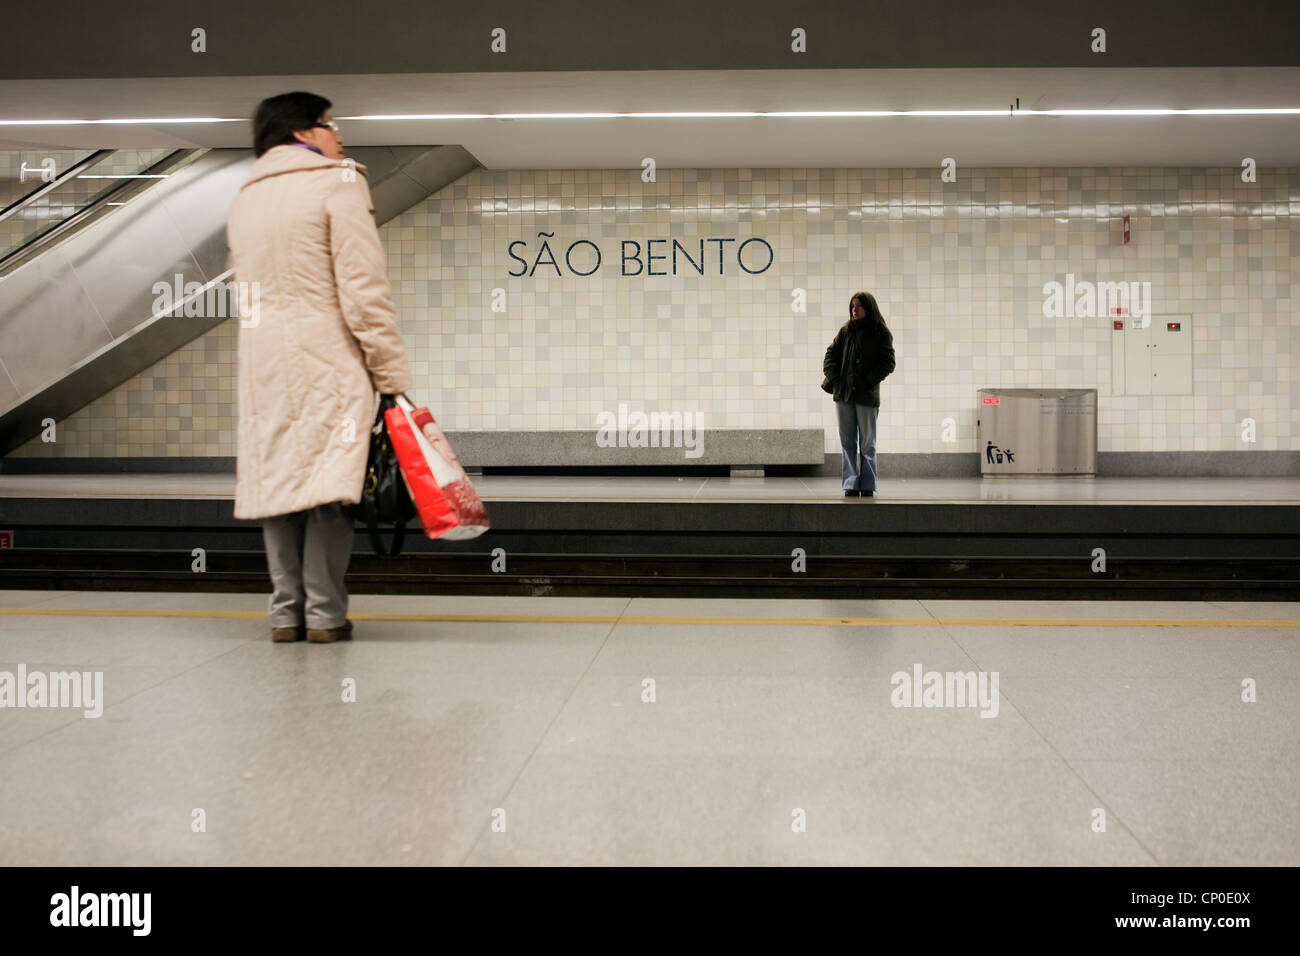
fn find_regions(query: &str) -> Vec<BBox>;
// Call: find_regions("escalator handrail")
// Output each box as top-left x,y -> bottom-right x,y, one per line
0,149 -> 113,223
0,148 -> 199,273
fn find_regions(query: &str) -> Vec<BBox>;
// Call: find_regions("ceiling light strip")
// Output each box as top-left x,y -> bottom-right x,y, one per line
0,108 -> 1297,126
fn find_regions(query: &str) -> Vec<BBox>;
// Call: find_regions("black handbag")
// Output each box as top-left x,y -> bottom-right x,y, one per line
349,394 -> 417,557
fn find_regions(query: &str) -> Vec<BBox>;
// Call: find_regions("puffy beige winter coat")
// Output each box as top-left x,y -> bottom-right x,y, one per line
227,145 -> 410,520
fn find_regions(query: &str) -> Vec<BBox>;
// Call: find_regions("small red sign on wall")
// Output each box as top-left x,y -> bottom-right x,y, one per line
982,397 -> 1000,405
1113,319 -> 1124,330
0,531 -> 12,549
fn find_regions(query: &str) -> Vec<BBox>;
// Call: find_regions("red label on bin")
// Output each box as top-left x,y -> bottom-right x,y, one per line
0,531 -> 11,549
982,397 -> 1000,405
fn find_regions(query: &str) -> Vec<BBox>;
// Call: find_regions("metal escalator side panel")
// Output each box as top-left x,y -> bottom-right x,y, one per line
0,146 -> 480,458
0,244 -> 114,399
0,150 -> 255,455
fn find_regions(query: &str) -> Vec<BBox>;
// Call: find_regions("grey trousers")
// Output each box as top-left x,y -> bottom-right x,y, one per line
261,502 -> 355,630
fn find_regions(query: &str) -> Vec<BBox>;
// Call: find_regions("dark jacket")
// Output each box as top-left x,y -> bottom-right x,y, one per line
822,318 -> 896,406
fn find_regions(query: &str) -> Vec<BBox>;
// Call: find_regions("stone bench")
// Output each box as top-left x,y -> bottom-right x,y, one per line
442,429 -> 825,477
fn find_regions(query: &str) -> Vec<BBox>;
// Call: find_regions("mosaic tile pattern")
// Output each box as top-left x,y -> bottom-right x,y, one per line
10,166 -> 1298,458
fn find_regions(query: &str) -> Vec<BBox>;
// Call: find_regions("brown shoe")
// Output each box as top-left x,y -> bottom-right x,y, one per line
306,619 -> 354,643
272,625 -> 305,643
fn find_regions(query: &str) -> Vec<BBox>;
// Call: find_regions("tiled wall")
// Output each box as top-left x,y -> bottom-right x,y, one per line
10,165 -> 1298,458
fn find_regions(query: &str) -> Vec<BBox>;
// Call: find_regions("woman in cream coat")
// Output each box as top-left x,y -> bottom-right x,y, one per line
227,92 -> 410,644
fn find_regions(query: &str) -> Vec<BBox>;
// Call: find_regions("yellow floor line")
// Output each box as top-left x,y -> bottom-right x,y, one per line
0,607 -> 1296,628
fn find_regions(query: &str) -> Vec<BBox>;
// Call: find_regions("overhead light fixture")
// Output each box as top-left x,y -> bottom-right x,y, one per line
338,108 -> 1300,120
0,108 -> 1296,126
0,117 -> 236,126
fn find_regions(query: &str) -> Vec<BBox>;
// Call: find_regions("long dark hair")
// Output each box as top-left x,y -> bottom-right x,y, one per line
252,91 -> 332,157
850,291 -> 890,336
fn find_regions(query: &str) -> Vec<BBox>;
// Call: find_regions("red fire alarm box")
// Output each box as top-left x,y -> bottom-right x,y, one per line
1113,319 -> 1124,330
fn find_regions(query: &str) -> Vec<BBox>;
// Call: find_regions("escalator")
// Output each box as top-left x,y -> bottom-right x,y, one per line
0,144 -> 480,455
0,148 -> 184,270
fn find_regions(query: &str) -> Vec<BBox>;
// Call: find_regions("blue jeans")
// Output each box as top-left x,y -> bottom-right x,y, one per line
836,402 -> 879,492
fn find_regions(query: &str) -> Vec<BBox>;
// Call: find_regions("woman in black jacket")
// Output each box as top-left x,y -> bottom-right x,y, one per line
822,292 -> 896,497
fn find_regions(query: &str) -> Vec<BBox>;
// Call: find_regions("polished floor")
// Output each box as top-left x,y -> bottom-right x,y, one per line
0,589 -> 1296,865
1,473 -> 1297,505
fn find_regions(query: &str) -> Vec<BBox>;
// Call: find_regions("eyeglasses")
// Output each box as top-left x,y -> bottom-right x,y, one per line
313,120 -> 340,132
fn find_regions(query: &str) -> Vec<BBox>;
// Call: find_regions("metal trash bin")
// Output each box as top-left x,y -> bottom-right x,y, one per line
976,388 -> 1097,476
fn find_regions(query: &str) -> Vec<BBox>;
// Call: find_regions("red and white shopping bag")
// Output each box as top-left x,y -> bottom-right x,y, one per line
384,395 -> 490,540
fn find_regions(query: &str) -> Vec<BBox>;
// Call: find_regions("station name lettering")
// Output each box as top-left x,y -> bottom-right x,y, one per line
507,232 -> 774,278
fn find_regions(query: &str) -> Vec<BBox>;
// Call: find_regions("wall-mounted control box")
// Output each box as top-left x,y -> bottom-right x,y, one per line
1111,313 -> 1193,396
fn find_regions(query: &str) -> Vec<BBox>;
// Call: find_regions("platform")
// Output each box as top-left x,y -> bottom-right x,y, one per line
1,475 -> 1297,600
2,588 -> 1296,865
2,473 -> 1298,504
